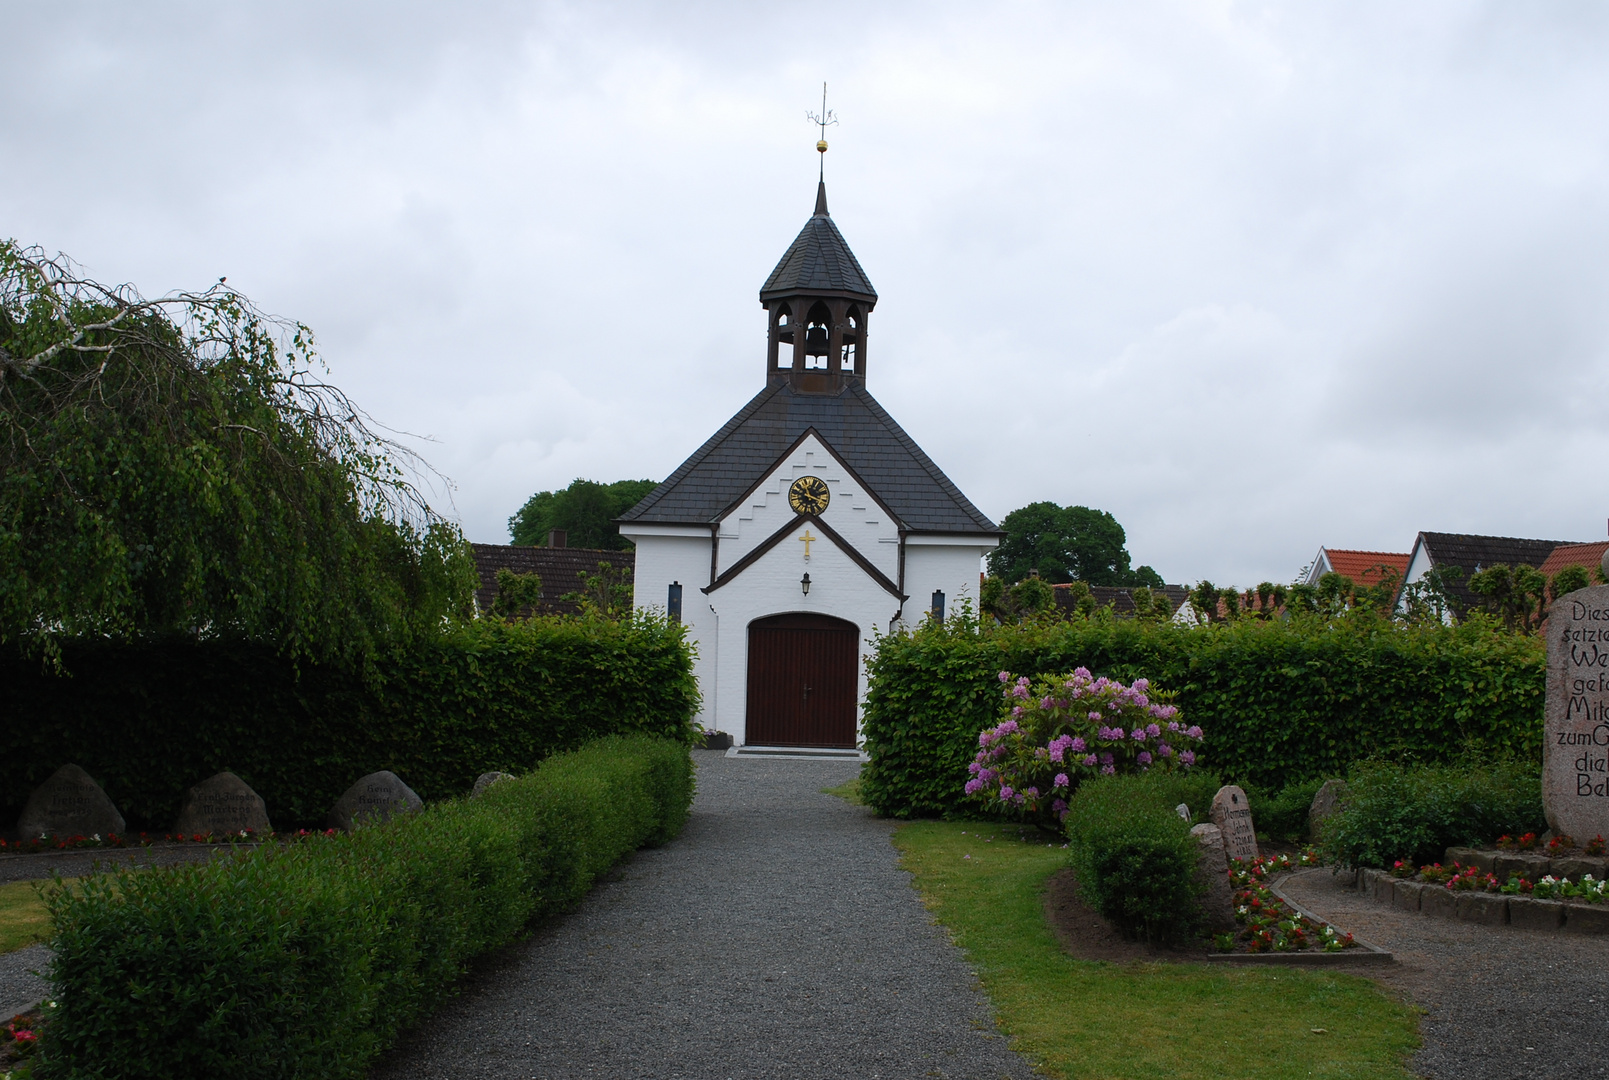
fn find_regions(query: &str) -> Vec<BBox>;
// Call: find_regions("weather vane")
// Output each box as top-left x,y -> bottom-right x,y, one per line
806,82 -> 837,180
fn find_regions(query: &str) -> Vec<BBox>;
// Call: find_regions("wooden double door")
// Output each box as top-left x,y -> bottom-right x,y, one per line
745,613 -> 859,748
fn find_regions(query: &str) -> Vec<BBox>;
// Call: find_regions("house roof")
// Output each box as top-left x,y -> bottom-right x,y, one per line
1539,541 -> 1609,578
1053,583 -> 1190,618
618,380 -> 998,534
759,182 -> 877,304
1415,531 -> 1572,610
1321,549 -> 1410,587
470,544 -> 634,617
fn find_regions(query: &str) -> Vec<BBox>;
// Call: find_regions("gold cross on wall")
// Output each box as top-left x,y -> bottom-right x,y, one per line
799,529 -> 816,558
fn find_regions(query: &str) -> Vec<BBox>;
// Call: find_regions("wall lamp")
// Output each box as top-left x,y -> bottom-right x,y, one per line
801,572 -> 811,596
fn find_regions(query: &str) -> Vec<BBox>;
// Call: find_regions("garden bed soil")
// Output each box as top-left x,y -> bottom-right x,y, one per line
1042,867 -> 1389,965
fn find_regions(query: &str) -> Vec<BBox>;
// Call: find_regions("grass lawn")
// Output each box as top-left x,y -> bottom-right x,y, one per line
0,879 -> 62,954
893,821 -> 1420,1080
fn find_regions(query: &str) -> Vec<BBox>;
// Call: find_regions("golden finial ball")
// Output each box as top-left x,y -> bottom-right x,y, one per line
816,139 -> 828,153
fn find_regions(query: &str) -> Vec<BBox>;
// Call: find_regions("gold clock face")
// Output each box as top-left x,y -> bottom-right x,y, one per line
788,475 -> 831,515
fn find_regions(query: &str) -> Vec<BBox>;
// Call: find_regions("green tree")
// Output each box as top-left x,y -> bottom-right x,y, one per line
0,242 -> 476,666
987,501 -> 1161,587
508,478 -> 658,550
490,568 -> 544,620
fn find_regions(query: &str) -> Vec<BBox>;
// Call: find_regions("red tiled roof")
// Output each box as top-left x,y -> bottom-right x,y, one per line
1540,542 -> 1609,578
1322,549 -> 1410,587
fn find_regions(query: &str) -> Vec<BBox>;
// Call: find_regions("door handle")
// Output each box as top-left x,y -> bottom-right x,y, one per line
802,684 -> 812,701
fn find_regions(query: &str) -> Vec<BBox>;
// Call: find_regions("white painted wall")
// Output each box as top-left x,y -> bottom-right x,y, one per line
706,524 -> 901,745
715,434 -> 899,581
626,511 -> 998,746
901,538 -> 993,628
621,525 -> 717,729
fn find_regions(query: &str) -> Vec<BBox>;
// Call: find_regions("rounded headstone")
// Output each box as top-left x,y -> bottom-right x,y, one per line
1545,584 -> 1609,839
471,771 -> 514,798
16,764 -> 125,839
1209,785 -> 1259,863
1307,779 -> 1348,840
1175,803 -> 1191,821
327,771 -> 423,831
173,772 -> 272,836
1189,822 -> 1237,932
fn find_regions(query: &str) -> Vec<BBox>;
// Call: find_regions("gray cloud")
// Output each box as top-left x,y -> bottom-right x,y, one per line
4,1 -> 1608,586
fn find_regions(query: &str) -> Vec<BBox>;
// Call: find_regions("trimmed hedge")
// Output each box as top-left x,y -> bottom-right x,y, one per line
861,614 -> 1544,819
1,613 -> 699,829
1063,773 -> 1206,944
37,734 -> 694,1080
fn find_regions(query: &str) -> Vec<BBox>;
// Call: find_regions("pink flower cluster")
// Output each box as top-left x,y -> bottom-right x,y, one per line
964,667 -> 1205,825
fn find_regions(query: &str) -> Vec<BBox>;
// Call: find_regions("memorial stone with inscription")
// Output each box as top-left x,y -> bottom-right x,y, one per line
1544,570 -> 1609,840
1209,784 -> 1259,863
327,771 -> 423,831
17,763 -> 125,838
173,772 -> 273,836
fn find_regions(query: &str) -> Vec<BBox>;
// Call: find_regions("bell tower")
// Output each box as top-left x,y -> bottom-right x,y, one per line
759,179 -> 878,394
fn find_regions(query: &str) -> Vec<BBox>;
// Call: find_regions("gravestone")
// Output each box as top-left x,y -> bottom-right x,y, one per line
1545,573 -> 1609,840
1175,803 -> 1191,821
17,764 -> 125,838
1189,823 -> 1238,932
173,772 -> 272,836
327,771 -> 423,831
1308,779 -> 1348,840
471,771 -> 514,798
1209,785 -> 1259,863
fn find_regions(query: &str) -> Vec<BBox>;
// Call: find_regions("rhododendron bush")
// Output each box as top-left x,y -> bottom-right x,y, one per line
964,668 -> 1204,824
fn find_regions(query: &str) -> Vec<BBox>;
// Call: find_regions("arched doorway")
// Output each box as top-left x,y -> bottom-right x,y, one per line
745,613 -> 859,748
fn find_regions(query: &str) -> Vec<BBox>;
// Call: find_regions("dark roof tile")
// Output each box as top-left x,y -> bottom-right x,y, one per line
619,382 -> 996,534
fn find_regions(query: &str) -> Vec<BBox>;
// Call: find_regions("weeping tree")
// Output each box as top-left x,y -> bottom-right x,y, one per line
0,241 -> 477,667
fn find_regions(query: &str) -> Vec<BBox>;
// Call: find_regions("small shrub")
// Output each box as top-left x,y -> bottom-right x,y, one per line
964,668 -> 1204,827
1063,774 -> 1203,944
1321,761 -> 1545,868
36,734 -> 692,1080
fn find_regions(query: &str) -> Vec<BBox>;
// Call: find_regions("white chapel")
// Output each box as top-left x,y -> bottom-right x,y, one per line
619,179 -> 999,749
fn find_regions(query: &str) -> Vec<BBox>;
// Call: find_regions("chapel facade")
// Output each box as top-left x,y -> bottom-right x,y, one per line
619,181 -> 999,748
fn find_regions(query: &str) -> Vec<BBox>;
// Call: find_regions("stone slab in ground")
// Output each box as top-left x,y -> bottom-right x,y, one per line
16,764 -> 125,839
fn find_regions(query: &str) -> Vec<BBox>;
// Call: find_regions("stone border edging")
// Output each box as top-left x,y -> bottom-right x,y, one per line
1200,870 -> 1394,965
1356,867 -> 1609,934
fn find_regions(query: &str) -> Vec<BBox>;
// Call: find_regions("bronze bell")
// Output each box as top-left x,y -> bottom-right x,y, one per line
804,325 -> 829,355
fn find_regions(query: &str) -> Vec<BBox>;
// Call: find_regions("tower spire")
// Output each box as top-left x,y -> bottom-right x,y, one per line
806,82 -> 837,183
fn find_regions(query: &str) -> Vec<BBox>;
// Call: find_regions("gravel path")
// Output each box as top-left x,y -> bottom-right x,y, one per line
0,842 -> 251,886
0,944 -> 49,1019
1281,867 -> 1609,1079
371,750 -> 1034,1080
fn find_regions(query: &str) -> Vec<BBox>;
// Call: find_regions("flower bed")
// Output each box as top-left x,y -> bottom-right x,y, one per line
1,1008 -> 40,1075
1219,853 -> 1359,954
1390,857 -> 1609,903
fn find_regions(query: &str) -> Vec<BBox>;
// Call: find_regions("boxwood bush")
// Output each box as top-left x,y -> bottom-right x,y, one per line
861,612 -> 1542,819
1,613 -> 698,829
1321,760 -> 1545,868
1063,772 -> 1208,944
35,734 -> 694,1080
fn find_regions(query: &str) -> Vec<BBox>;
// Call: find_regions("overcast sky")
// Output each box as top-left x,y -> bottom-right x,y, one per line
5,2 -> 1608,586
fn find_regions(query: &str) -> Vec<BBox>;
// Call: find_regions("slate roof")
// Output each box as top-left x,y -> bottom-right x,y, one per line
1415,531 -> 1572,611
618,381 -> 998,534
470,544 -> 634,617
759,183 -> 877,303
